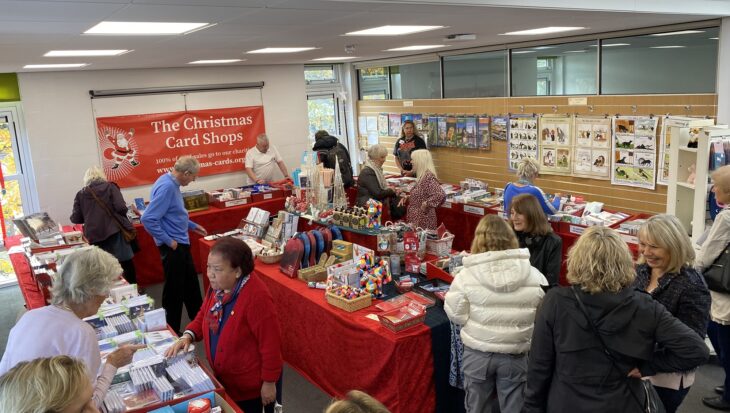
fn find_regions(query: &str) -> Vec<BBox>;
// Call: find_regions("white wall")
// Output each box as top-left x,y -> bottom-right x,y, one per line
17,65 -> 309,225
717,17 -> 730,124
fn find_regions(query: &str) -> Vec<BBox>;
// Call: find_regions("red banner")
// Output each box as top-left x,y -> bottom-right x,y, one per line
96,106 -> 265,188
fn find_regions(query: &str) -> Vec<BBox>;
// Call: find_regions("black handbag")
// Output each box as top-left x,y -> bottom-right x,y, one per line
570,286 -> 665,413
703,243 -> 730,293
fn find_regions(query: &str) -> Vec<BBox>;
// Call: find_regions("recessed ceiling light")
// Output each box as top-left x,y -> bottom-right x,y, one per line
650,45 -> 686,49
346,25 -> 444,36
563,50 -> 586,53
45,50 -> 130,57
311,57 -> 359,61
710,37 -> 719,40
24,63 -> 88,69
651,30 -> 704,36
501,27 -> 585,36
188,59 -> 243,64
84,21 -> 211,35
512,50 -> 535,54
385,45 -> 447,51
247,47 -> 317,54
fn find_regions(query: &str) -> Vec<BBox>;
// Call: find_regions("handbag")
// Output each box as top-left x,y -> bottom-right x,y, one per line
88,187 -> 137,242
703,242 -> 730,293
570,286 -> 665,413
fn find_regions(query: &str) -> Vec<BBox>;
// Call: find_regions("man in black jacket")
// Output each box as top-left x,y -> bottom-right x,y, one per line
313,130 -> 354,188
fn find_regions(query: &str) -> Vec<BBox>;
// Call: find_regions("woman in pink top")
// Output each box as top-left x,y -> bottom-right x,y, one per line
404,150 -> 446,230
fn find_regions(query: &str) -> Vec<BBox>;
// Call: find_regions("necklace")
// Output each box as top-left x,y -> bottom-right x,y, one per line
517,178 -> 532,186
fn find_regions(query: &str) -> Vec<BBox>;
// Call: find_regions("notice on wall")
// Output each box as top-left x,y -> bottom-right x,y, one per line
539,115 -> 572,175
508,115 -> 538,171
378,113 -> 389,137
610,115 -> 658,190
96,106 -> 265,188
572,116 -> 612,180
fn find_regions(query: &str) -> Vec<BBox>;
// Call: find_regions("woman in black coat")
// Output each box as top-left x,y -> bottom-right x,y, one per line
509,193 -> 562,287
523,226 -> 709,413
356,144 -> 404,219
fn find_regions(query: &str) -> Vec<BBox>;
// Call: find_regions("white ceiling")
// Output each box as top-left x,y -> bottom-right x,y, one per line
0,0 -> 727,72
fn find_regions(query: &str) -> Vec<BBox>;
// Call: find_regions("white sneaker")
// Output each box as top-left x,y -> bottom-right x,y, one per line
274,403 -> 283,413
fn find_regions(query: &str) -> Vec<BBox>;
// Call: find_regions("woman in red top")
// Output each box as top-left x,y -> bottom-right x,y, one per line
404,150 -> 446,230
166,237 -> 282,413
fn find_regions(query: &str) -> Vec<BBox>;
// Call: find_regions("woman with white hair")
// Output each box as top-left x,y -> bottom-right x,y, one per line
0,247 -> 143,408
633,214 -> 710,412
523,226 -> 708,412
503,158 -> 561,216
356,144 -> 404,219
0,355 -> 97,413
70,165 -> 137,284
403,149 -> 445,230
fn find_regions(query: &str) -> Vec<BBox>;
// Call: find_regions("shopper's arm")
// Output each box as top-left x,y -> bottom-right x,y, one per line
140,186 -> 174,247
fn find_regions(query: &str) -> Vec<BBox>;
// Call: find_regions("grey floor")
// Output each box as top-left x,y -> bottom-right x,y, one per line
0,281 -> 725,412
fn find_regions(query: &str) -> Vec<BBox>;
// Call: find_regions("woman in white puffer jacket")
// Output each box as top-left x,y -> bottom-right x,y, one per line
445,214 -> 547,413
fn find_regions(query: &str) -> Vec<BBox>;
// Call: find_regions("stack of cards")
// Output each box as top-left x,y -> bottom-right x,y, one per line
102,389 -> 125,413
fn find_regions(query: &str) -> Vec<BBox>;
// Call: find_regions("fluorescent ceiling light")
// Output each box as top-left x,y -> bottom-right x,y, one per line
512,50 -> 535,54
602,43 -> 630,47
563,50 -> 586,53
247,47 -> 317,54
533,46 -> 555,50
651,30 -> 704,36
188,59 -> 243,64
710,37 -> 719,40
501,27 -> 585,36
346,25 -> 443,36
311,56 -> 358,61
385,45 -> 447,51
45,50 -> 130,57
24,63 -> 88,69
650,45 -> 686,49
84,21 -> 210,35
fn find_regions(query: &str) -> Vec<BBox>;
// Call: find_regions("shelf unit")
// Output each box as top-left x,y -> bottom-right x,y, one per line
666,118 -> 724,242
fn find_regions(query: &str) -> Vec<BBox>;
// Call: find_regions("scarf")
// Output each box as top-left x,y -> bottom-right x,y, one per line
364,158 -> 388,190
208,274 -> 249,335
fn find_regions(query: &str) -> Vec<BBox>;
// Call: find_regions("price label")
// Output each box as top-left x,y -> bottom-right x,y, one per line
225,198 -> 249,207
463,205 -> 485,215
569,225 -> 586,235
443,202 -> 452,209
263,193 -> 273,199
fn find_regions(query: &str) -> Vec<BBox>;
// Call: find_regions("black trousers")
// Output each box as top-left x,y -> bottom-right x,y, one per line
120,259 -> 137,285
159,243 -> 203,334
236,398 -> 275,413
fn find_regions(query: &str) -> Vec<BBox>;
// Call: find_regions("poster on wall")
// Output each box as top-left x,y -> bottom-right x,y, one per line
365,116 -> 379,146
610,115 -> 658,190
572,116 -> 612,180
96,106 -> 265,188
388,113 -> 402,137
477,116 -> 491,150
445,116 -> 457,147
491,116 -> 508,141
508,115 -> 538,171
427,115 -> 439,147
377,113 -> 389,137
437,116 -> 447,147
539,115 -> 573,175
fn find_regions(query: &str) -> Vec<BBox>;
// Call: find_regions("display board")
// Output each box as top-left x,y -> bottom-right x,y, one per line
358,94 -> 717,215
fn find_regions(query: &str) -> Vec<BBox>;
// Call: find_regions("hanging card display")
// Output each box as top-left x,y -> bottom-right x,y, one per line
572,116 -> 612,180
445,116 -> 457,147
388,114 -> 402,137
437,116 -> 447,147
491,116 -> 508,141
427,115 -> 439,148
377,114 -> 389,137
539,115 -> 573,175
477,116 -> 491,150
508,114 -> 538,171
611,116 -> 658,190
464,117 -> 478,149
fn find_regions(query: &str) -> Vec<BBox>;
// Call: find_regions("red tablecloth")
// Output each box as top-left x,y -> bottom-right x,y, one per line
6,236 -> 47,310
198,238 -> 436,413
133,198 -> 286,287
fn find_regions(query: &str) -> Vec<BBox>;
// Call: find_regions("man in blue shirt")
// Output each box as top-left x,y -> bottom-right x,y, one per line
141,155 -> 208,334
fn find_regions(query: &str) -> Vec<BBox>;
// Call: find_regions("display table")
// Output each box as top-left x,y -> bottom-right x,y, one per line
133,197 -> 286,287
6,235 -> 48,309
198,238 -> 437,413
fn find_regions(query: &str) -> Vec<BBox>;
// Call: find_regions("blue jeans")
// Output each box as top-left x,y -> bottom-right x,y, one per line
708,320 -> 730,401
462,347 -> 527,413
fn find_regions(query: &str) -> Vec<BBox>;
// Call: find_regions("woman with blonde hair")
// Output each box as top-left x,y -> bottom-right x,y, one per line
445,215 -> 547,413
0,355 -> 97,413
633,214 -> 710,412
523,226 -> 709,412
70,165 -> 137,284
403,149 -> 445,230
325,390 -> 390,413
503,158 -> 560,216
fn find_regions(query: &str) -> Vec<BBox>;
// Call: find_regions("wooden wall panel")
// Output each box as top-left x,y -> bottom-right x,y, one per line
358,94 -> 717,215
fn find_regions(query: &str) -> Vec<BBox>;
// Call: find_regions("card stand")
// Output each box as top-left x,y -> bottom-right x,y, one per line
126,360 -> 224,413
325,291 -> 372,312
239,219 -> 268,239
556,208 -> 633,236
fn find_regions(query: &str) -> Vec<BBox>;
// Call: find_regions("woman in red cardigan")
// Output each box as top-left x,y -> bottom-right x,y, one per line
166,237 -> 282,413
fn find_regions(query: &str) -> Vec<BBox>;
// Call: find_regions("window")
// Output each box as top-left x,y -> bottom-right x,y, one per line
601,27 -> 719,94
390,61 -> 441,99
358,67 -> 390,100
443,50 -> 508,98
307,94 -> 338,137
305,65 -> 337,83
511,41 -> 598,96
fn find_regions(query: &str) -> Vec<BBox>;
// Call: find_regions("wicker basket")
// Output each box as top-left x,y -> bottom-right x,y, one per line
257,253 -> 283,264
325,291 -> 372,312
426,233 -> 454,257
378,310 -> 426,332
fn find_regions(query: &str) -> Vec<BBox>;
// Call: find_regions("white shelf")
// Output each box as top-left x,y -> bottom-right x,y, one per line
679,146 -> 698,153
677,182 -> 695,190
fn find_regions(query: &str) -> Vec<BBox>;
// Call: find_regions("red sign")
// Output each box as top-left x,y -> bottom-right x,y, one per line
96,106 -> 265,188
